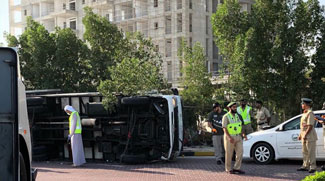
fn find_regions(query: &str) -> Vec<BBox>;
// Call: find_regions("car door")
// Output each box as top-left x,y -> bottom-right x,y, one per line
276,116 -> 302,157
316,113 -> 325,158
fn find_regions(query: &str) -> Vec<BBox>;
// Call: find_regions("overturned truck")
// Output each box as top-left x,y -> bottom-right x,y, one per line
27,91 -> 183,163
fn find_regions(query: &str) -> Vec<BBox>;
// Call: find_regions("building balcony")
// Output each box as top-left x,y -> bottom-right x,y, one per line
87,0 -> 113,9
50,9 -> 77,18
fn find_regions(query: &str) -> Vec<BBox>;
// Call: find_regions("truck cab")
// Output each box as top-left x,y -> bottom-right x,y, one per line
0,47 -> 37,181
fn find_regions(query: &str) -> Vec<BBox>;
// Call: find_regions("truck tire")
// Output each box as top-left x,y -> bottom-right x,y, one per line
20,152 -> 28,181
121,97 -> 150,106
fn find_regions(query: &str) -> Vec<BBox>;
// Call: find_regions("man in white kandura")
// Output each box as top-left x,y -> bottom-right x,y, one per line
64,105 -> 86,167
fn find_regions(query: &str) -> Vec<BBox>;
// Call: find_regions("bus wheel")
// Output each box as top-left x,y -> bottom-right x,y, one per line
20,152 -> 28,181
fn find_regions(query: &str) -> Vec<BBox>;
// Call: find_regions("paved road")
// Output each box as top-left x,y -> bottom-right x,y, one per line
33,157 -> 318,181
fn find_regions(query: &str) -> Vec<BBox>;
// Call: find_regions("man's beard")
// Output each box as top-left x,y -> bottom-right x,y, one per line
231,109 -> 237,113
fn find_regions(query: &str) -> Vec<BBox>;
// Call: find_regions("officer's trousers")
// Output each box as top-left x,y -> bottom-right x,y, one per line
302,140 -> 316,170
212,135 -> 225,161
224,135 -> 243,172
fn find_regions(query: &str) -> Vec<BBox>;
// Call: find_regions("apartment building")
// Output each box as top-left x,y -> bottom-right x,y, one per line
9,0 -> 253,87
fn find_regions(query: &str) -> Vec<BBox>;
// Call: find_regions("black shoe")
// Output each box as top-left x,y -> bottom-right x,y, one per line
217,160 -> 222,165
226,170 -> 235,174
309,169 -> 316,173
321,165 -> 325,171
297,168 -> 308,171
233,169 -> 245,174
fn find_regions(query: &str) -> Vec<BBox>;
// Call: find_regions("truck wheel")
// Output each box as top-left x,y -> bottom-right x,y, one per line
252,143 -> 274,164
121,97 -> 150,106
20,152 -> 28,181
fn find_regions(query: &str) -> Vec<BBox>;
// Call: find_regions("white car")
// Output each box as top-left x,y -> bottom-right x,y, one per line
243,110 -> 325,164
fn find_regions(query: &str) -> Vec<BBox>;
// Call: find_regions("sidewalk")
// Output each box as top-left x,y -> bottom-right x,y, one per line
181,146 -> 214,156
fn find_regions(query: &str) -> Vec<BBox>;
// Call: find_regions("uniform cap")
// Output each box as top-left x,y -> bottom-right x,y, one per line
301,98 -> 312,104
227,102 -> 237,108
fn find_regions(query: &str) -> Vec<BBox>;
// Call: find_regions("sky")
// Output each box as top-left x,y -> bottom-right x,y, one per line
1,0 -> 325,46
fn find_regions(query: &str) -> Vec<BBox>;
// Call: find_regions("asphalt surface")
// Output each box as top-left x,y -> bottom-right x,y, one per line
33,157 -> 319,181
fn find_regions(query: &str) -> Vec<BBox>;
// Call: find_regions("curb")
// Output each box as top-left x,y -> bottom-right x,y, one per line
181,151 -> 214,156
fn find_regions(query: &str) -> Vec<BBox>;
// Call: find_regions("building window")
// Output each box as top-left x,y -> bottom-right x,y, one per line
213,62 -> 218,74
206,0 -> 209,12
82,0 -> 85,4
69,18 -> 77,30
63,22 -> 67,28
189,37 -> 192,48
206,16 -> 209,34
220,0 -> 224,4
154,0 -> 158,7
177,0 -> 182,9
166,39 -> 172,57
69,1 -> 76,10
165,16 -> 171,34
24,10 -> 27,16
177,13 -> 182,33
165,0 -> 171,11
154,22 -> 158,30
189,13 -> 192,32
63,3 -> 66,10
106,14 -> 110,21
213,0 -> 218,13
189,0 -> 192,9
213,41 -> 218,59
167,61 -> 172,82
155,44 -> 159,51
206,38 -> 209,57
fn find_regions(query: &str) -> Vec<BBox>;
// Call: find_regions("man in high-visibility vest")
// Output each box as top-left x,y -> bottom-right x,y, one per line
222,102 -> 247,174
237,99 -> 253,135
64,105 -> 86,167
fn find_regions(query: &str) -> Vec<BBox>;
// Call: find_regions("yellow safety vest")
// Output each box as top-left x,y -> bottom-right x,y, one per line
226,113 -> 242,135
69,111 -> 82,134
237,106 -> 251,125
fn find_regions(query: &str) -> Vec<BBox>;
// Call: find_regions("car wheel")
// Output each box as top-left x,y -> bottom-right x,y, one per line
252,143 -> 274,164
19,152 -> 28,181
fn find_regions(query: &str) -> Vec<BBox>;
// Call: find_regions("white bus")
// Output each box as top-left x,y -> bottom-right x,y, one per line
0,47 -> 37,181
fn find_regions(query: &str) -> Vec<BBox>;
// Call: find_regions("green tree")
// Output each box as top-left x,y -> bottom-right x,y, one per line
52,28 -> 93,92
7,17 -> 56,89
6,17 -> 93,92
211,0 -> 324,118
178,40 -> 215,128
98,57 -> 167,111
310,20 -> 325,109
82,7 -> 127,86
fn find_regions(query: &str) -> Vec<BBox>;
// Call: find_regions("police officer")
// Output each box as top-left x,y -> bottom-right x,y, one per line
255,100 -> 271,131
208,102 -> 226,164
237,99 -> 253,134
222,102 -> 247,174
297,98 -> 317,173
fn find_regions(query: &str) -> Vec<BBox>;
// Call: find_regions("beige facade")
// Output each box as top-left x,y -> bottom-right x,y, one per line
9,0 -> 253,87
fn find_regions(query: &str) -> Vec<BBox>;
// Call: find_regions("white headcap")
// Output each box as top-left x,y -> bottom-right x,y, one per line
64,105 -> 76,115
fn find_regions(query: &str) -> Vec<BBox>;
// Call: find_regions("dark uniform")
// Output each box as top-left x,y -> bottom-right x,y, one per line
208,107 -> 226,163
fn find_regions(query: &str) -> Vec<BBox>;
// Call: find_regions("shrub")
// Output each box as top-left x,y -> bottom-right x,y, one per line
302,171 -> 325,181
